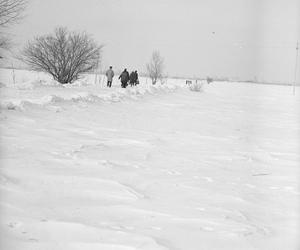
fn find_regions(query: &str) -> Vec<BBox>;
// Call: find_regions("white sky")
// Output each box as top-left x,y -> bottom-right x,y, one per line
7,0 -> 300,82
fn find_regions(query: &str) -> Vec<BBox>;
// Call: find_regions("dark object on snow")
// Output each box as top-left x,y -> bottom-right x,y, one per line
119,68 -> 130,88
186,80 -> 192,85
129,71 -> 136,86
134,71 -> 139,85
129,70 -> 139,86
206,77 -> 213,84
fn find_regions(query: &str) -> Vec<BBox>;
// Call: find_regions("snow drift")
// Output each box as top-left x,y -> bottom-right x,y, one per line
0,83 -> 179,111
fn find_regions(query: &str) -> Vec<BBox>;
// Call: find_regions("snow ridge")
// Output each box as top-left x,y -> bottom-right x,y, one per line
0,84 -> 179,111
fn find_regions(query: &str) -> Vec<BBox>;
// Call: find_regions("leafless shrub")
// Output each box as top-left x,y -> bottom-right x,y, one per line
189,80 -> 205,92
21,27 -> 103,84
146,50 -> 164,85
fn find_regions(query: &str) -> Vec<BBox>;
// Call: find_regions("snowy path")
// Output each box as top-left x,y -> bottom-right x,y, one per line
0,78 -> 299,249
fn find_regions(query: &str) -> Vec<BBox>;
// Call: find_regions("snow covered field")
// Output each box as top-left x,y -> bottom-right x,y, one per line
0,68 -> 299,250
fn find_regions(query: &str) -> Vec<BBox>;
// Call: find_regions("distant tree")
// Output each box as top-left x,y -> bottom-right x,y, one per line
21,27 -> 102,84
146,50 -> 164,85
0,0 -> 27,54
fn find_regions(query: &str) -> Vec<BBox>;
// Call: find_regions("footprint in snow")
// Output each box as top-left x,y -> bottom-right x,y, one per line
202,177 -> 213,182
8,222 -> 22,229
201,226 -> 214,232
28,238 -> 39,242
195,207 -> 206,211
162,169 -> 182,175
167,170 -> 182,175
110,225 -> 135,231
244,184 -> 256,189
100,160 -> 141,170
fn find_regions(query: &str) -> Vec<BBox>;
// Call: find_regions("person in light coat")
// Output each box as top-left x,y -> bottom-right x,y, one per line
105,66 -> 114,87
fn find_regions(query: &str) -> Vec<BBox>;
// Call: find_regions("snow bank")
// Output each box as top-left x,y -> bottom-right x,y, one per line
0,83 -> 179,111
0,68 -> 204,111
15,79 -> 62,90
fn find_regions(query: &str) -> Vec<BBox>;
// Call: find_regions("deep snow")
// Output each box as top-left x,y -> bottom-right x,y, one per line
0,68 -> 299,250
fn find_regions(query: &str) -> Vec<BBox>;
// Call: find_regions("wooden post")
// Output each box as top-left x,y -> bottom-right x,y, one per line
293,41 -> 299,95
11,62 -> 16,85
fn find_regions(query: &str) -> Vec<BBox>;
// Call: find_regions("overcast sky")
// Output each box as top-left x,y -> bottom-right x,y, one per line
7,0 -> 300,82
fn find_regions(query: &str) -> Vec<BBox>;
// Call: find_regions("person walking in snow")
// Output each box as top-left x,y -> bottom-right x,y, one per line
105,66 -> 114,88
119,68 -> 130,88
129,71 -> 136,87
134,70 -> 139,86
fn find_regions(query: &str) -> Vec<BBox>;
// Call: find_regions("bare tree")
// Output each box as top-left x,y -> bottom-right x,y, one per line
21,27 -> 103,84
146,50 -> 164,85
0,0 -> 27,55
0,0 -> 27,27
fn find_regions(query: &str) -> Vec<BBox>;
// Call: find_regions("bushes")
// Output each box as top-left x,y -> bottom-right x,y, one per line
206,77 -> 213,84
189,80 -> 205,92
146,50 -> 164,85
21,27 -> 102,84
189,77 -> 213,92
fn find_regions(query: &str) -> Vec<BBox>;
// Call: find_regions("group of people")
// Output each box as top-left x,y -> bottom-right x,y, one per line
105,66 -> 139,88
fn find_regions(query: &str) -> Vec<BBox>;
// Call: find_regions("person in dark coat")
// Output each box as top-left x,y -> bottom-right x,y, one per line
119,69 -> 130,88
134,71 -> 139,85
129,71 -> 136,87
